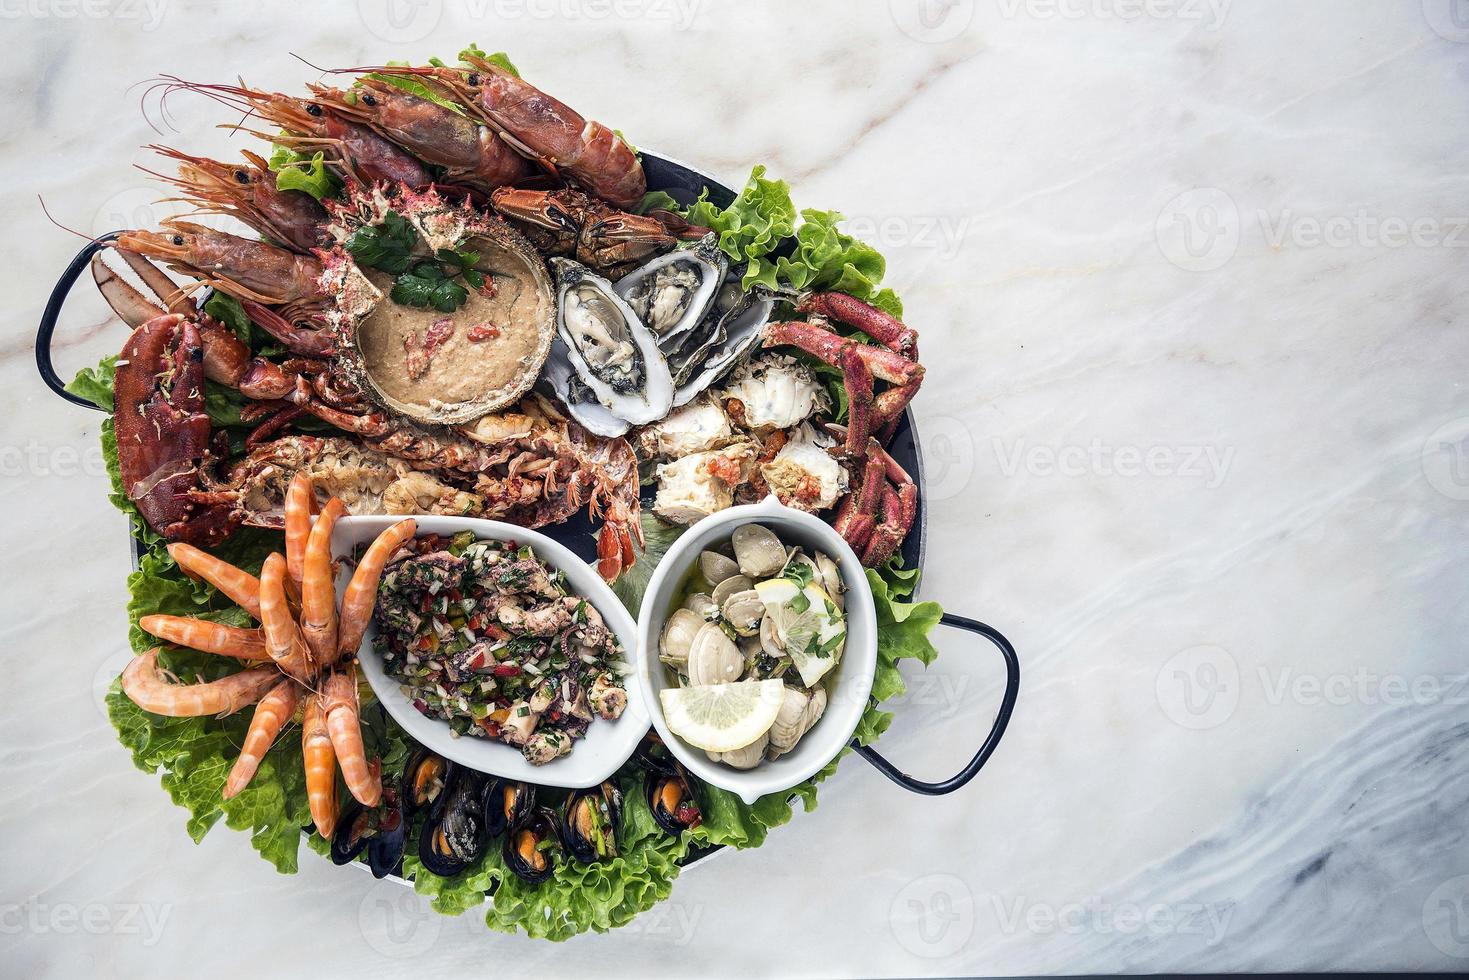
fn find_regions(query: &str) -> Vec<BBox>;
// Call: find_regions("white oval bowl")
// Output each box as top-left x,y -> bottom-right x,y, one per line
332,515 -> 649,789
635,496 -> 877,804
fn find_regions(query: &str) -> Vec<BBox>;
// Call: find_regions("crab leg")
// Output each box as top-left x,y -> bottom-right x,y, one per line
138,615 -> 269,661
120,650 -> 279,717
223,679 -> 301,799
764,321 -> 924,386
336,518 -> 417,663
167,543 -> 261,620
322,668 -> 381,807
302,690 -> 337,839
259,553 -> 313,682
300,498 -> 347,664
839,346 -> 875,456
797,292 -> 918,358
863,480 -> 919,567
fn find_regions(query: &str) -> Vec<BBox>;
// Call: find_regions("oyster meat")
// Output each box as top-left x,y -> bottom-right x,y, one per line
613,234 -> 725,342
546,258 -> 673,431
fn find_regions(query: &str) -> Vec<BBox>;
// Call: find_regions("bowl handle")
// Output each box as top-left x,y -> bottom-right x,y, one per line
36,232 -> 122,412
850,613 -> 1019,796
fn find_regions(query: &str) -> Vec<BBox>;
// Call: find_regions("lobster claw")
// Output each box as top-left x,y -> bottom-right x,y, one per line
114,314 -> 239,547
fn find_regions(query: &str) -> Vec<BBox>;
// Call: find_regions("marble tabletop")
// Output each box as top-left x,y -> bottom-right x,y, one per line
4,1 -> 1468,975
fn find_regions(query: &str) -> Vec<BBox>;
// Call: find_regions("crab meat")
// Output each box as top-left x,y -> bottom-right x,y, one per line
717,353 -> 829,431
636,394 -> 734,459
652,441 -> 756,524
761,424 -> 848,512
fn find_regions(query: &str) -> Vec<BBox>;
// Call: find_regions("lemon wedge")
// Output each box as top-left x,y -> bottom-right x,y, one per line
757,580 -> 846,688
660,679 -> 785,752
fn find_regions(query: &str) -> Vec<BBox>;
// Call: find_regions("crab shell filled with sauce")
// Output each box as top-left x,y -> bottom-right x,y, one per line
322,206 -> 557,427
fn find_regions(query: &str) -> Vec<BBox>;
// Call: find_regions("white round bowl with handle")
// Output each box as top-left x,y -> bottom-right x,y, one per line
333,514 -> 649,790
634,495 -> 878,804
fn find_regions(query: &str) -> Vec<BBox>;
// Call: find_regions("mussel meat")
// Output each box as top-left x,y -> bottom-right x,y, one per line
486,779 -> 536,838
504,806 -> 561,885
417,768 -> 494,878
403,748 -> 449,819
561,781 -> 623,864
646,764 -> 702,836
331,785 -> 407,879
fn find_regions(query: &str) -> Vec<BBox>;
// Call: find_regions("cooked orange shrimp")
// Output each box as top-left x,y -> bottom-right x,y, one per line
223,679 -> 301,799
322,667 -> 380,807
300,497 -> 347,664
167,543 -> 261,620
259,553 -> 313,682
120,649 -> 278,717
138,615 -> 269,661
284,471 -> 316,592
302,691 -> 338,838
335,518 -> 416,663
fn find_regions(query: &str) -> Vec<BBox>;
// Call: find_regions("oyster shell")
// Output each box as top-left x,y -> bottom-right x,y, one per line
613,234 -> 726,342
666,272 -> 773,408
549,258 -> 673,426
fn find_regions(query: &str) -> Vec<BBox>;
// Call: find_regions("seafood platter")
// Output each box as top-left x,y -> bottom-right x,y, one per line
37,46 -> 1020,939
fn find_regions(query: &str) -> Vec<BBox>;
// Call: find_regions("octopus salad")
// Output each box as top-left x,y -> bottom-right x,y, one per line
373,531 -> 629,765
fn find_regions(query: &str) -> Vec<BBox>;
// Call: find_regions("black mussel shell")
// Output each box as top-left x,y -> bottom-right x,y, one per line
402,749 -> 450,819
331,787 -> 408,879
634,729 -> 679,776
646,764 -> 702,837
561,781 -> 623,864
417,769 -> 493,878
504,806 -> 560,885
485,779 -> 536,838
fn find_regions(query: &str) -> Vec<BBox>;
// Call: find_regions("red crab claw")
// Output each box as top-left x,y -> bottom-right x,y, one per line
862,480 -> 919,568
764,319 -> 925,455
114,314 -> 239,547
796,292 -> 919,358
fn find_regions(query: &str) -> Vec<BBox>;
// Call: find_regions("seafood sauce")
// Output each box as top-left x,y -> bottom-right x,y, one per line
373,531 -> 629,765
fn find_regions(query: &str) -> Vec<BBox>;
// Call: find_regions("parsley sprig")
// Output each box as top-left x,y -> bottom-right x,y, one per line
344,210 -> 484,313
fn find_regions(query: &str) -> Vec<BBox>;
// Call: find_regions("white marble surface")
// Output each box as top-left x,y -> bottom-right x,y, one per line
4,1 -> 1468,975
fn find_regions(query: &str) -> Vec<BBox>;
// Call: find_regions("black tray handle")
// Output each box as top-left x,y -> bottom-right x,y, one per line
851,613 -> 1020,796
38,231 -> 121,412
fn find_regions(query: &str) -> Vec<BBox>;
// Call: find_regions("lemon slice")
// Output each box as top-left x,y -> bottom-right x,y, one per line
660,679 -> 785,752
757,581 -> 846,688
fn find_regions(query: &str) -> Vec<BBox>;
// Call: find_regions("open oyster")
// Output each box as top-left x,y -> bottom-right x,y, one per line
665,270 -> 772,409
546,258 -> 673,431
613,234 -> 725,342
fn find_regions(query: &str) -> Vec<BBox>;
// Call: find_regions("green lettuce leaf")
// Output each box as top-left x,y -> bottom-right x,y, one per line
267,144 -> 341,201
686,165 -> 797,289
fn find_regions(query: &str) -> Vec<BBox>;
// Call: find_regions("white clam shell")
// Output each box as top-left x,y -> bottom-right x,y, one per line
732,524 -> 786,578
